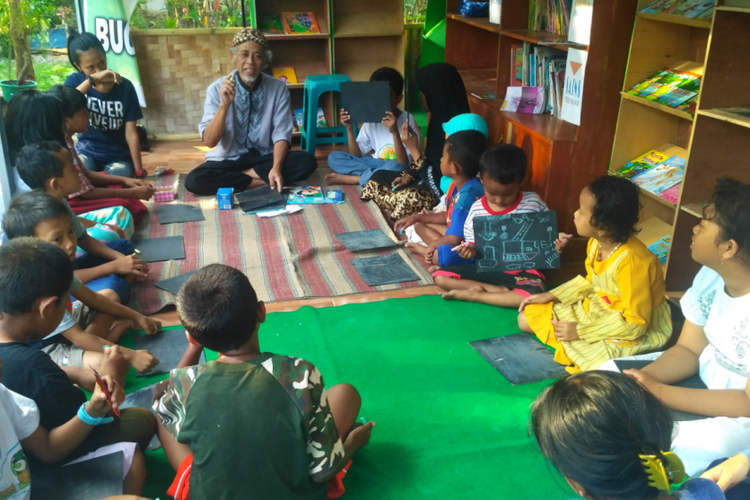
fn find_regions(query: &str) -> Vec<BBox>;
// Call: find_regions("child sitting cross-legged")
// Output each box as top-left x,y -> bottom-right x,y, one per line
531,371 -> 750,500
0,238 -> 154,492
3,191 -> 160,389
155,264 -> 375,500
392,130 -> 489,267
433,144 -> 570,307
518,176 -> 671,373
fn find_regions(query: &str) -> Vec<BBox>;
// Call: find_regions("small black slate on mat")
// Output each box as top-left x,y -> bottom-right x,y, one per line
614,359 -> 708,421
120,383 -> 163,450
236,185 -> 286,212
132,236 -> 185,263
350,254 -> 420,286
155,270 -> 199,296
133,327 -> 206,377
32,451 -> 123,500
336,229 -> 399,252
469,334 -> 567,385
340,81 -> 391,124
156,204 -> 205,224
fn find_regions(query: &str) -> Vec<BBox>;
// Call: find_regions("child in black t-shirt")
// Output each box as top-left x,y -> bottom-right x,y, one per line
0,238 -> 154,491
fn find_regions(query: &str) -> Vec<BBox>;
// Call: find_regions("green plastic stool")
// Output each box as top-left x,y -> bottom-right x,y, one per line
301,74 -> 356,153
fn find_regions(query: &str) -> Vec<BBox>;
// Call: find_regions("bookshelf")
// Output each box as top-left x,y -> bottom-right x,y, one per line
610,1 -> 750,293
444,0 -> 637,233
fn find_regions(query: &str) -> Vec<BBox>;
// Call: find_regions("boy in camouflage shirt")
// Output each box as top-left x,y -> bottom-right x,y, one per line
155,264 -> 374,500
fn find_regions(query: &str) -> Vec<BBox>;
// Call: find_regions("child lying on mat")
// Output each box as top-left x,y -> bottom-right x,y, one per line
0,238 -> 154,492
433,144 -> 570,308
517,176 -> 671,373
390,130 -> 489,267
531,371 -> 750,500
154,264 -> 374,500
3,191 -> 160,390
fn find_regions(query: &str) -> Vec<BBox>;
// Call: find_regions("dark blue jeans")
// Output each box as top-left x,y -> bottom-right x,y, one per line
74,239 -> 132,304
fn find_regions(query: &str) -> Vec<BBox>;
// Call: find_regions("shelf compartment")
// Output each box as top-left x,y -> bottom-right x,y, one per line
332,0 -> 404,38
458,68 -> 501,102
681,203 -> 705,218
503,112 -> 578,144
499,30 -> 587,52
255,0 -> 331,35
637,12 -> 712,29
265,33 -> 330,40
620,92 -> 694,121
445,17 -> 500,71
269,38 -> 331,84
637,216 -> 674,247
334,35 -> 404,82
698,109 -> 750,129
446,13 -> 501,33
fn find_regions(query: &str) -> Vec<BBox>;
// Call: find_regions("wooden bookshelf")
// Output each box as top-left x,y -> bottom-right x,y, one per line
637,12 -> 712,28
332,0 -> 404,38
611,2 -> 750,293
444,0 -> 637,233
620,92 -> 695,121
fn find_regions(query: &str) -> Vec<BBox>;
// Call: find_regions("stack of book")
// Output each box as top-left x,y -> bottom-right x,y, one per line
640,0 -> 715,20
509,43 -> 566,117
529,0 -> 573,36
626,67 -> 702,117
258,12 -> 321,35
612,150 -> 686,204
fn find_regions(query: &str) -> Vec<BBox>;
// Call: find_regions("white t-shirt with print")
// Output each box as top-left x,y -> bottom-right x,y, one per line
681,266 -> 750,389
356,108 -> 420,162
0,384 -> 39,500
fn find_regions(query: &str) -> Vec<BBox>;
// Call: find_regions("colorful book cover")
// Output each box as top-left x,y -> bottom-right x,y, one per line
293,108 -> 326,130
471,93 -> 496,100
294,109 -> 304,130
316,108 -> 327,128
287,186 -> 325,204
668,0 -> 715,18
510,44 -> 524,86
632,155 -> 686,195
658,87 -> 697,107
696,6 -> 713,18
627,69 -> 672,97
501,86 -> 546,114
644,71 -> 699,103
273,67 -> 298,85
561,48 -> 588,125
647,235 -> 672,265
659,184 -> 681,205
281,11 -> 321,35
640,0 -> 681,14
325,189 -> 344,204
716,107 -> 750,118
258,15 -> 283,34
674,94 -> 699,116
614,149 -> 668,179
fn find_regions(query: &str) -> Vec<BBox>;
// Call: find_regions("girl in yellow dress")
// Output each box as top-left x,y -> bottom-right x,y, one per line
518,176 -> 672,372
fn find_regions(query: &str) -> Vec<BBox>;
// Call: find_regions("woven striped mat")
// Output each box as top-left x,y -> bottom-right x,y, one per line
130,173 -> 432,314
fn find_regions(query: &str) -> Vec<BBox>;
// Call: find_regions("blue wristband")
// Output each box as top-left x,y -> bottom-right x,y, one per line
77,403 -> 114,426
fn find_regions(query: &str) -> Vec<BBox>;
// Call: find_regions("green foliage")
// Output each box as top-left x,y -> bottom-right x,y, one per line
132,0 -> 251,29
0,56 -> 69,90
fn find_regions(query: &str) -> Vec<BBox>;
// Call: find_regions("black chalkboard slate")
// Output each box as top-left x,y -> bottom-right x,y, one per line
340,81 -> 391,124
236,185 -> 286,212
155,270 -> 199,296
32,451 -> 123,500
133,327 -> 206,377
350,254 -> 420,286
132,236 -> 185,263
156,204 -> 205,224
614,359 -> 708,422
474,211 -> 560,272
120,383 -> 163,450
336,229 -> 399,252
469,334 -> 567,385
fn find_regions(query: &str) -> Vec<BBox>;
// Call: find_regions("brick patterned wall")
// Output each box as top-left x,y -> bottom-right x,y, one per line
133,33 -> 236,136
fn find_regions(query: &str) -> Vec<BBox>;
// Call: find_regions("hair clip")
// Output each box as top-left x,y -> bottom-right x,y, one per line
639,452 -> 686,493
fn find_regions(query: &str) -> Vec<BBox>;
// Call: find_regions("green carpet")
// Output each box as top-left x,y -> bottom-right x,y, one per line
121,296 -> 574,499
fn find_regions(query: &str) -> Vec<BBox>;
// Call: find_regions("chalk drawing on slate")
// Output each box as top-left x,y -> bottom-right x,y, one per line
156,204 -> 205,224
350,254 -> 420,286
120,383 -> 163,450
155,270 -> 199,296
469,334 -> 567,385
132,236 -> 185,263
336,229 -> 399,252
340,81 -> 391,124
133,327 -> 206,377
474,211 -> 560,272
614,360 -> 707,422
32,451 -> 123,500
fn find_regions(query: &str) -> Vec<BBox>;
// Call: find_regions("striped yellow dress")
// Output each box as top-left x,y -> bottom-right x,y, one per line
525,237 -> 672,372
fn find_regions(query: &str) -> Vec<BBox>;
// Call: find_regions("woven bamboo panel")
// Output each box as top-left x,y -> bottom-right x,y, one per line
133,33 -> 236,136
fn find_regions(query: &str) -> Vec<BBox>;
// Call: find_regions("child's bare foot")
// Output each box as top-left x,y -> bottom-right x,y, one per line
405,242 -> 429,256
442,286 -> 485,302
324,173 -> 359,185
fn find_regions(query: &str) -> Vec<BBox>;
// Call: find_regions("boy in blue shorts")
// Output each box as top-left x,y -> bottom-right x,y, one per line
394,130 -> 489,267
155,264 -> 374,500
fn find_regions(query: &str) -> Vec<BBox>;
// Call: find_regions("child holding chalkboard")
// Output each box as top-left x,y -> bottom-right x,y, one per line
518,176 -> 671,372
434,144 -> 567,307
325,67 -> 420,187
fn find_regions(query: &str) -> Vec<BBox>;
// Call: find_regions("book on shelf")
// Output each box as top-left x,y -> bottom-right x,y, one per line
471,92 -> 496,100
258,15 -> 283,34
500,86 -> 546,114
613,149 -> 669,179
287,186 -> 325,204
626,67 -> 702,113
659,184 -> 681,205
294,108 -> 327,131
647,235 -> 672,265
509,44 -> 566,116
716,107 -> 750,119
272,67 -> 298,85
668,0 -> 715,18
529,0 -> 573,36
568,0 -> 593,45
560,48 -> 588,126
281,12 -> 321,35
510,44 -> 524,86
640,0 -> 681,14
631,156 -> 686,195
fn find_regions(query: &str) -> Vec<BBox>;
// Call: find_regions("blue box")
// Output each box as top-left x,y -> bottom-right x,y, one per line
217,188 -> 233,210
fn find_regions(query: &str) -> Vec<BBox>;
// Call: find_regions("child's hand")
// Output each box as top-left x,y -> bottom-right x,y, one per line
113,254 -> 149,277
701,453 -> 750,491
130,185 -> 156,200
130,350 -> 159,373
391,175 -> 413,191
552,320 -> 579,341
346,421 -> 375,451
400,120 -> 419,151
518,292 -> 559,312
87,372 -> 124,417
124,178 -> 157,189
555,233 -> 573,253
457,242 -> 476,259
394,214 -> 420,233
339,108 -> 353,129
623,369 -> 664,400
137,315 -> 161,335
383,111 -> 398,134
